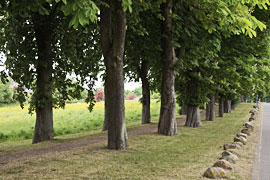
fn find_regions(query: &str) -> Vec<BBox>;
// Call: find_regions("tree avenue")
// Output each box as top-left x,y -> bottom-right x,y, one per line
1,0 -> 270,150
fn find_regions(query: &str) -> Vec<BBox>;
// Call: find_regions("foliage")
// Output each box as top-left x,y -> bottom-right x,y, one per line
132,87 -> 142,97
0,1 -> 102,112
0,80 -> 14,104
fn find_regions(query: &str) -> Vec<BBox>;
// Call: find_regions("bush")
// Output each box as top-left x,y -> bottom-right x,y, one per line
126,93 -> 136,100
95,89 -> 104,102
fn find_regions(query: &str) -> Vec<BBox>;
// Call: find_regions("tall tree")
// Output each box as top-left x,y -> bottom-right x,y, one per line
100,0 -> 128,150
1,0 -> 100,143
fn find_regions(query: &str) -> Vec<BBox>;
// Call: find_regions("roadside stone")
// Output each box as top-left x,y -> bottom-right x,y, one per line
249,117 -> 255,121
235,141 -> 244,147
221,151 -> 238,164
203,167 -> 226,179
241,128 -> 251,136
244,122 -> 254,131
234,136 -> 247,145
236,133 -> 248,139
213,159 -> 233,170
250,108 -> 258,115
227,149 -> 241,157
223,143 -> 241,150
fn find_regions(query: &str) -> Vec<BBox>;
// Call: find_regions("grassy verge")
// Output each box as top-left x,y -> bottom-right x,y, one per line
0,103 -> 254,180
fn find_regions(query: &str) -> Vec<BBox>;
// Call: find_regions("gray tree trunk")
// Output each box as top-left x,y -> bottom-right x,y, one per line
158,0 -> 177,136
209,96 -> 215,121
100,0 -> 128,150
219,99 -> 224,117
32,13 -> 54,144
185,105 -> 202,127
205,103 -> 210,121
102,78 -> 108,131
224,99 -> 232,113
140,60 -> 151,124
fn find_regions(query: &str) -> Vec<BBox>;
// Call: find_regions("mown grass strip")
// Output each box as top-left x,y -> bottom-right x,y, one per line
0,103 -> 253,180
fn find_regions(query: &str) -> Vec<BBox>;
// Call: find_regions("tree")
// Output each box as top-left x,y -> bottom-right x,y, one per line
100,0 -> 129,150
124,1 -> 161,124
1,1 -> 101,143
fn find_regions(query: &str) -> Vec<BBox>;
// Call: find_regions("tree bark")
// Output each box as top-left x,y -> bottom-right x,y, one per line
205,103 -> 210,121
185,105 -> 202,127
32,14 -> 54,144
140,60 -> 151,124
224,99 -> 232,113
209,96 -> 215,121
100,0 -> 128,150
102,78 -> 108,131
218,98 -> 224,117
158,0 -> 177,136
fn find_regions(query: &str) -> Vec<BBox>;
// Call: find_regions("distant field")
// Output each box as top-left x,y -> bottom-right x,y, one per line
0,101 -> 161,142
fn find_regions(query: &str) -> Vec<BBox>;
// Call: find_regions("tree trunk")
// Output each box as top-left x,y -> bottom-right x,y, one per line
158,0 -> 177,136
140,60 -> 151,124
218,99 -> 224,117
224,99 -> 232,113
100,0 -> 128,150
205,103 -> 210,121
32,14 -> 54,144
185,105 -> 202,127
180,104 -> 187,115
209,96 -> 215,121
102,79 -> 108,131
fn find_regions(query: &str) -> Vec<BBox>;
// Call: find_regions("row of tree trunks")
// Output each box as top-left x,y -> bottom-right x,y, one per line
100,0 -> 128,150
32,13 -> 54,144
180,104 -> 187,115
158,0 -> 178,136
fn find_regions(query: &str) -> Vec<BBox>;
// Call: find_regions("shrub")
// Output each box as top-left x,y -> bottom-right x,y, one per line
126,93 -> 136,100
95,89 -> 104,102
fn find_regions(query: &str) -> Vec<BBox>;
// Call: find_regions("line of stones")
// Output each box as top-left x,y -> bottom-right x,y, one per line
203,105 -> 259,179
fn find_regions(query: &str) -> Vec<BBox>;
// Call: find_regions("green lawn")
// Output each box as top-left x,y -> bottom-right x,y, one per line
0,101 -> 161,142
0,103 -> 255,180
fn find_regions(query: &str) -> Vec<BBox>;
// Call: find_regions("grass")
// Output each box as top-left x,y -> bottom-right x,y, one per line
0,101 -> 161,142
0,103 -> 255,180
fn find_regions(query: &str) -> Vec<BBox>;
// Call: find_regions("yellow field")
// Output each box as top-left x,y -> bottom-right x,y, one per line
0,101 -> 161,141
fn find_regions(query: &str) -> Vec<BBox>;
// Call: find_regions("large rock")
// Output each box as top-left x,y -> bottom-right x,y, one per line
241,128 -> 251,136
244,122 -> 254,131
236,133 -> 248,139
249,108 -> 258,115
249,115 -> 256,121
227,149 -> 241,157
213,159 -> 233,170
235,141 -> 244,147
203,167 -> 226,179
223,143 -> 241,150
234,136 -> 247,145
221,151 -> 238,164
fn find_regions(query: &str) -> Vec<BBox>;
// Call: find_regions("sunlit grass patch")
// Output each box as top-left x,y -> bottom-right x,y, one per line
0,101 -> 161,142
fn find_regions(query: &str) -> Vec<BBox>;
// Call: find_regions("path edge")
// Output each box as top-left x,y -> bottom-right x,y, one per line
251,103 -> 264,180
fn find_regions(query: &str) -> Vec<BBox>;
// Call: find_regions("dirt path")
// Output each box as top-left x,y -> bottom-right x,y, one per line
0,117 -> 188,165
